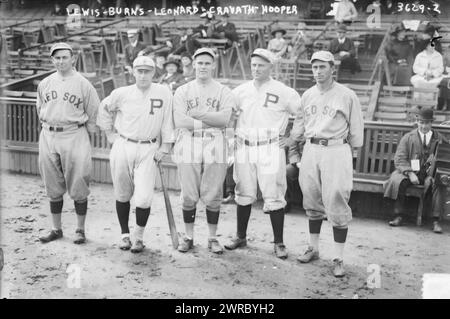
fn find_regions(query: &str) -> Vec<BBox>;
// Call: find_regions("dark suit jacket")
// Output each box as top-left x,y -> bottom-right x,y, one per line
124,42 -> 147,66
215,22 -> 239,43
329,38 -> 356,57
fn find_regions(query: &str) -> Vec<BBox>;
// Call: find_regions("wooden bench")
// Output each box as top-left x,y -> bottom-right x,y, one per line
353,121 -> 450,225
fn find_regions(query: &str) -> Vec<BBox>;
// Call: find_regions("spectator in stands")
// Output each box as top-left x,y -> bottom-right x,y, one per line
195,12 -> 216,38
414,23 -> 442,57
385,23 -> 413,86
287,22 -> 313,61
171,27 -> 202,57
384,108 -> 448,233
306,0 -> 326,23
124,29 -> 146,72
437,46 -> 450,110
285,140 -> 304,213
215,13 -> 239,48
158,59 -> 186,92
410,42 -> 444,91
154,53 -> 167,81
334,0 -> 358,25
268,27 -> 288,60
330,24 -> 361,74
180,52 -> 195,82
51,2 -> 65,16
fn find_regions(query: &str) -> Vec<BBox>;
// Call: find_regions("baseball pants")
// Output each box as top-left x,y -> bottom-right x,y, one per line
175,132 -> 228,212
299,142 -> 353,227
109,137 -> 159,209
38,126 -> 91,202
234,143 -> 287,212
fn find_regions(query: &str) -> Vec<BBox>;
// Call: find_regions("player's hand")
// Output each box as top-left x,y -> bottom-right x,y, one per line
296,162 -> 301,169
106,132 -> 119,145
284,136 -> 295,148
154,149 -> 168,163
188,109 -> 203,119
408,172 -> 420,185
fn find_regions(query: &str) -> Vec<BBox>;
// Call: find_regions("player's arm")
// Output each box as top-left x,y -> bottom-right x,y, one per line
173,87 -> 209,130
156,91 -> 176,161
84,82 -> 101,134
193,87 -> 235,128
285,91 -> 304,147
36,82 -> 44,118
347,92 -> 364,149
97,91 -> 119,143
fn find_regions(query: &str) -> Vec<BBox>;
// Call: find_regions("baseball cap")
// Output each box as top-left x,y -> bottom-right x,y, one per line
50,42 -> 73,56
193,47 -> 216,60
250,48 -> 274,64
310,50 -> 335,64
127,29 -> 139,37
133,56 -> 155,69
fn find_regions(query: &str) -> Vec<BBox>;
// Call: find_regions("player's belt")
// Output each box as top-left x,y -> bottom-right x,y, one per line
119,134 -> 157,144
309,138 -> 347,146
42,123 -> 85,132
192,131 -> 221,138
236,135 -> 279,147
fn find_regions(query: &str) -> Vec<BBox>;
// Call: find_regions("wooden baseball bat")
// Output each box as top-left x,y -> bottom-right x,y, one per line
157,162 -> 179,249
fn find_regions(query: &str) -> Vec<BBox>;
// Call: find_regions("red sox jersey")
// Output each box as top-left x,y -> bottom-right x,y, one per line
36,71 -> 99,132
97,84 -> 175,143
290,81 -> 364,147
232,78 -> 301,138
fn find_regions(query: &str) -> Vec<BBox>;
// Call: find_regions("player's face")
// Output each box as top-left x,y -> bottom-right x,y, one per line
52,49 -> 74,73
250,57 -> 272,81
194,54 -> 215,80
417,119 -> 433,134
133,67 -> 154,89
312,61 -> 334,83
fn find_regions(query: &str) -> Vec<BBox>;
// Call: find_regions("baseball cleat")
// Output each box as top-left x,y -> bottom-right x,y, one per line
178,237 -> 194,253
297,246 -> 319,263
119,237 -> 132,250
130,240 -> 145,253
433,221 -> 443,234
39,229 -> 63,243
389,216 -> 403,227
224,237 -> 247,250
274,243 -> 288,259
332,258 -> 345,277
208,238 -> 224,254
73,229 -> 86,244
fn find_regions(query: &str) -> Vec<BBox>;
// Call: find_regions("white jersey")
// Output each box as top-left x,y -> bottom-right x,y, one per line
232,78 -> 301,139
97,84 -> 175,143
36,71 -> 99,133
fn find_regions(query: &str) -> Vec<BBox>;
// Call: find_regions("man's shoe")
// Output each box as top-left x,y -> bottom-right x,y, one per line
73,229 -> 86,244
297,246 -> 319,263
178,237 -> 194,253
333,258 -> 345,277
222,194 -> 235,204
208,238 -> 224,254
274,243 -> 288,259
389,216 -> 403,227
130,240 -> 145,253
39,229 -> 63,243
119,237 -> 132,250
224,237 -> 247,250
433,221 -> 443,234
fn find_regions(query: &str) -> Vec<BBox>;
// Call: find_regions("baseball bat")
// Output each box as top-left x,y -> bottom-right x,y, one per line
157,162 -> 179,249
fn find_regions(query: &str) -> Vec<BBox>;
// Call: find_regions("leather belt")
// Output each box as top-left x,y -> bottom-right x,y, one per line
236,135 -> 279,147
43,123 -> 85,132
120,134 -> 156,144
309,137 -> 347,146
192,131 -> 221,138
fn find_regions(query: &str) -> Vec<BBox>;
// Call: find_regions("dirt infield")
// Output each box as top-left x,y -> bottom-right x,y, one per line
1,171 -> 449,299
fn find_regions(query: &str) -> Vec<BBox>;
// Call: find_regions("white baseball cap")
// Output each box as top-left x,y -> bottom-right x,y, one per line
50,42 -> 73,56
127,29 -> 139,37
133,56 -> 155,69
310,50 -> 335,63
251,48 -> 274,64
193,47 -> 216,60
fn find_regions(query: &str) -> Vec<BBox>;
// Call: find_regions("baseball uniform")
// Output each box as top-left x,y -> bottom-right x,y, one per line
290,80 -> 364,227
37,69 -> 99,202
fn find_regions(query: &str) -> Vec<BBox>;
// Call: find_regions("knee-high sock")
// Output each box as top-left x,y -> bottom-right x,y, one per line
116,201 -> 130,234
269,209 -> 285,244
236,204 -> 251,239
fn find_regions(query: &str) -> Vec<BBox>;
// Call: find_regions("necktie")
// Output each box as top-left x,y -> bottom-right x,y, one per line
422,134 -> 427,149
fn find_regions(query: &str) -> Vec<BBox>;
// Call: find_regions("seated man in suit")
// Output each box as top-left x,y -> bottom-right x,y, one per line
214,13 -> 239,48
124,29 -> 147,72
384,108 -> 448,233
330,24 -> 361,74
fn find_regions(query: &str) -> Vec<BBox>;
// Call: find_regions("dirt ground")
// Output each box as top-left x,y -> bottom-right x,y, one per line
1,171 -> 449,299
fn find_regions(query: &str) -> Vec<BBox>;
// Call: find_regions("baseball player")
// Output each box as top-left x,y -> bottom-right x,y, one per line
224,48 -> 301,259
97,56 -> 175,253
172,47 -> 235,254
37,42 -> 100,244
288,51 -> 364,277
